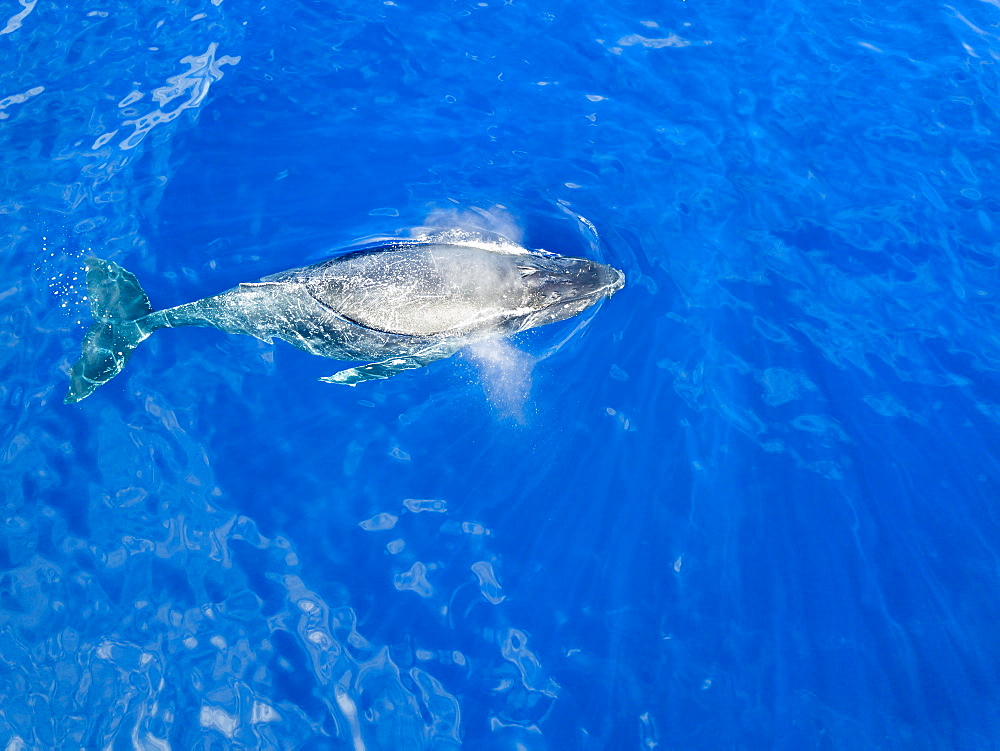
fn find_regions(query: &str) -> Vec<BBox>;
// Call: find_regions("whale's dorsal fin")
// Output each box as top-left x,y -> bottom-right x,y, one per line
318,342 -> 461,386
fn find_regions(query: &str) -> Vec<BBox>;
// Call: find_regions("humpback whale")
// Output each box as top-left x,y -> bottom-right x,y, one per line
65,240 -> 625,403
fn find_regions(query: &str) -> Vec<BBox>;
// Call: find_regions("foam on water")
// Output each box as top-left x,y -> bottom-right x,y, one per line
412,206 -> 527,252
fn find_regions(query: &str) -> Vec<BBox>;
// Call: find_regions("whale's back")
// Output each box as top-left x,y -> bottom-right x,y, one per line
297,244 -> 528,337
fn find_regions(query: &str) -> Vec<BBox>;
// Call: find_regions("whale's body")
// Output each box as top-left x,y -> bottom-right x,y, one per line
66,241 -> 625,403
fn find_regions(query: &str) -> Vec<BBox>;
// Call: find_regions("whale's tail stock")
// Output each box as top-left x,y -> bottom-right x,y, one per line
65,258 -> 154,404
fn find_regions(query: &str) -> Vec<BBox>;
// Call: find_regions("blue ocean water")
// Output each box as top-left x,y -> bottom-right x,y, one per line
2,0 -> 1000,747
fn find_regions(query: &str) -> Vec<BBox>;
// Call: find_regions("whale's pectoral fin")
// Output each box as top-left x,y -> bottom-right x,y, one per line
319,343 -> 460,386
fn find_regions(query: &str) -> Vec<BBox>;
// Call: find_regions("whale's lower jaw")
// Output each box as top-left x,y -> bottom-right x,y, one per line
516,281 -> 623,333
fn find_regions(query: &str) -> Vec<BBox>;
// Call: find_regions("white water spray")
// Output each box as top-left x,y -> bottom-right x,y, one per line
466,336 -> 535,421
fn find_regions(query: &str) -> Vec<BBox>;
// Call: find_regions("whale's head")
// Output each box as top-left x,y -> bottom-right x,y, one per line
515,253 -> 625,331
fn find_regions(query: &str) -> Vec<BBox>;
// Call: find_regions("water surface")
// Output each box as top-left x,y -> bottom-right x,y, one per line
1,0 -> 999,748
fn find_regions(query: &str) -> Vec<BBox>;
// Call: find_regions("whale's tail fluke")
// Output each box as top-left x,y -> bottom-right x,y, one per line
65,258 -> 154,404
